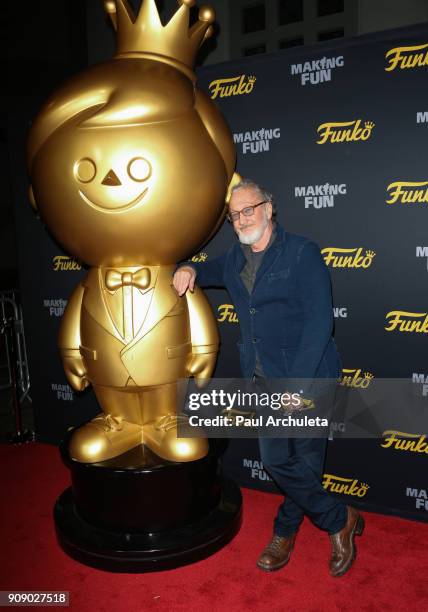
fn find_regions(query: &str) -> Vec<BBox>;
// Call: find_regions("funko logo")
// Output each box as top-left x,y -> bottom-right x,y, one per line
209,75 -> 256,100
217,304 -> 239,323
321,247 -> 376,269
385,311 -> 428,333
52,255 -> 82,272
340,369 -> 374,389
385,43 -> 428,71
386,181 -> 428,205
317,120 -> 375,144
322,474 -> 369,498
190,252 -> 208,263
381,431 -> 428,454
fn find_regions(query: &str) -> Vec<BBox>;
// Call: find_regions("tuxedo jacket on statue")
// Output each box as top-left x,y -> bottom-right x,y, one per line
190,224 -> 342,383
61,265 -> 192,388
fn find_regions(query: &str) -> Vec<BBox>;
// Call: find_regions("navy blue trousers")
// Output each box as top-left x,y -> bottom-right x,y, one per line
258,436 -> 347,537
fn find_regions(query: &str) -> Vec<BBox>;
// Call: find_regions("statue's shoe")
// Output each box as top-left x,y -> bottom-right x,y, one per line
143,414 -> 208,462
69,414 -> 142,463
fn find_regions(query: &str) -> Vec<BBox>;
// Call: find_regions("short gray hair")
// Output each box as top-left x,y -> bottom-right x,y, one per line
230,178 -> 276,216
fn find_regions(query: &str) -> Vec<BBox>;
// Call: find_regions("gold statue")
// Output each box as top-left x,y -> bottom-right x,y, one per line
27,0 -> 237,463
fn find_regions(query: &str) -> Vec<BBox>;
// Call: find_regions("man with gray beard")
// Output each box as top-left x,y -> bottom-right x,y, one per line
173,178 -> 364,577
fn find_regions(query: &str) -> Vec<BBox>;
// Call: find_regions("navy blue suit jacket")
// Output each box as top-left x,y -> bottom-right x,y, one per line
190,224 -> 342,384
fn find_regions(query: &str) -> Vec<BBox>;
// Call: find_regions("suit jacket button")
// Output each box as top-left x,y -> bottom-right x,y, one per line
250,308 -> 256,314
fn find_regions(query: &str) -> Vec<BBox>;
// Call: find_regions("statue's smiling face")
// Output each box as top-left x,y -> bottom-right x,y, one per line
31,114 -> 227,266
74,150 -> 152,213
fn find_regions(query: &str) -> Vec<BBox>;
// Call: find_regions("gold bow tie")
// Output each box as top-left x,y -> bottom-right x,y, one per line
105,268 -> 151,291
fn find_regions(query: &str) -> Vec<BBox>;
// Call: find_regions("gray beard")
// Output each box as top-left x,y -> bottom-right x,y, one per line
236,215 -> 269,245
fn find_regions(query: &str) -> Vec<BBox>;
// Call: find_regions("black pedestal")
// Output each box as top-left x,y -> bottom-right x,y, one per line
54,437 -> 242,572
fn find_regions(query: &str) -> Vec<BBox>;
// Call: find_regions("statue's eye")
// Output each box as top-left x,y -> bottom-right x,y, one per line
74,158 -> 96,183
127,157 -> 152,182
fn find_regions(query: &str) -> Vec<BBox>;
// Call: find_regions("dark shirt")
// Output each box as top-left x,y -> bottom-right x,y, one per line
239,225 -> 276,376
239,225 -> 277,294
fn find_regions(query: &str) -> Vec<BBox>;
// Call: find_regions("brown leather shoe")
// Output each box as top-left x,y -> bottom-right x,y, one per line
256,533 -> 296,572
329,506 -> 365,577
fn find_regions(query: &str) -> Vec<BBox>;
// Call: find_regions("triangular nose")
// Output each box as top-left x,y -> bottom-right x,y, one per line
102,169 -> 121,186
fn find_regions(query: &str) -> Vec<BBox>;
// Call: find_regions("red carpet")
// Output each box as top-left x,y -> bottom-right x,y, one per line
1,443 -> 427,611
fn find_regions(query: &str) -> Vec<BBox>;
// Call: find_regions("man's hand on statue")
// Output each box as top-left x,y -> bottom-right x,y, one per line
173,266 -> 196,296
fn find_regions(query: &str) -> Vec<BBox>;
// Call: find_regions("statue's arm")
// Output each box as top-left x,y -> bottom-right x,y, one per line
58,283 -> 90,392
185,286 -> 219,388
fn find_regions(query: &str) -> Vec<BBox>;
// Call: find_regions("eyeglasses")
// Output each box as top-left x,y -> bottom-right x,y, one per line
227,200 -> 268,223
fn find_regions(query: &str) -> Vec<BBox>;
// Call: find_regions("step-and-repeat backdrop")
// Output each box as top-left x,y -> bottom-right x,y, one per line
11,23 -> 427,521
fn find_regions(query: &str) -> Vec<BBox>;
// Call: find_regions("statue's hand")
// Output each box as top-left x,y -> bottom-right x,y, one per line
187,352 -> 217,388
61,354 -> 90,392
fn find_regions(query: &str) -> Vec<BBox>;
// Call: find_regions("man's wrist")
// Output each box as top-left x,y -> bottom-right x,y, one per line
180,264 -> 197,277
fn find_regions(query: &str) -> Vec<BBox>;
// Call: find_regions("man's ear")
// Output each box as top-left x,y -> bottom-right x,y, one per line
28,185 -> 38,211
266,201 -> 273,220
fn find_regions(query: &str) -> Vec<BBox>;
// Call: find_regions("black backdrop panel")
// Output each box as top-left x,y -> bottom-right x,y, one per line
11,23 -> 428,521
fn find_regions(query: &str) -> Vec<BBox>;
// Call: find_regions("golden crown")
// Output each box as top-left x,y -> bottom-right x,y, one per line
104,0 -> 215,78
